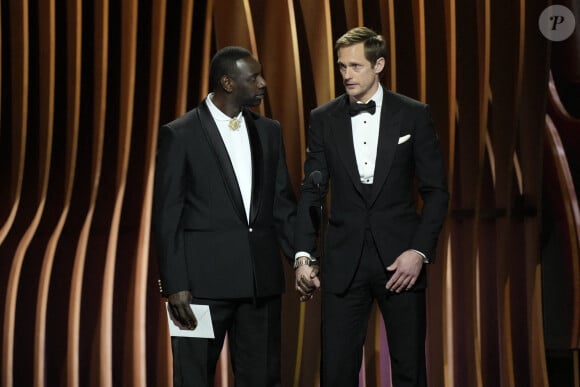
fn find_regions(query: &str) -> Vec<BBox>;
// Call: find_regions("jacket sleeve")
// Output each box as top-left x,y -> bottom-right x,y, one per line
272,124 -> 298,263
153,124 -> 191,297
410,105 -> 450,260
294,110 -> 330,257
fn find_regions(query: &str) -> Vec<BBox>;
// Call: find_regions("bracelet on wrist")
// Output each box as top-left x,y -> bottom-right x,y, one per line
293,257 -> 312,269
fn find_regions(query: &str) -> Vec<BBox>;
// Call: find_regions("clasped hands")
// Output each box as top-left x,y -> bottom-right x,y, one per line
295,263 -> 320,302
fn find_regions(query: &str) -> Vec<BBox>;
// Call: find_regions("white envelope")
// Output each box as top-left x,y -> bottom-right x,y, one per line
166,302 -> 215,338
398,134 -> 411,144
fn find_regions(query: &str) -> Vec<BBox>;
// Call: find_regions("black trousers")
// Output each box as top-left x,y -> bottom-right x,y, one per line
321,230 -> 427,387
171,296 -> 281,387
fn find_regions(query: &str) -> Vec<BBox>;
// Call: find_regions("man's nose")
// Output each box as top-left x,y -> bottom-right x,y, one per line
258,75 -> 267,88
343,67 -> 352,79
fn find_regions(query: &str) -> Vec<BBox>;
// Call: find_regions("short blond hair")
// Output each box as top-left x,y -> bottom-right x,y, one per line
335,26 -> 387,68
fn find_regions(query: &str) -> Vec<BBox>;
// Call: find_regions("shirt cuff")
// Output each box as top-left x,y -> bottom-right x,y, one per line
411,249 -> 430,263
295,251 -> 312,260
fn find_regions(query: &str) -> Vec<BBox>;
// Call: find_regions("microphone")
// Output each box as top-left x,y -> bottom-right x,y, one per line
308,170 -> 322,187
306,170 -> 324,259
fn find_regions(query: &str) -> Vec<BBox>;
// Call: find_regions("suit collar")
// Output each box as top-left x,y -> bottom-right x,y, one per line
243,109 -> 263,224
329,96 -> 365,197
369,88 -> 403,205
196,101 -> 263,225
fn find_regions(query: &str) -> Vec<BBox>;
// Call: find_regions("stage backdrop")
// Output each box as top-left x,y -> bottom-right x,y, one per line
1,1 -> 579,387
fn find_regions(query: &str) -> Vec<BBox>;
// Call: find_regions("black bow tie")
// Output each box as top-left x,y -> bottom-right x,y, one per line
348,100 -> 376,116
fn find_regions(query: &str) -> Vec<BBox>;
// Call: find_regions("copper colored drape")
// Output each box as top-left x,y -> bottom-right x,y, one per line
1,1 -> 579,386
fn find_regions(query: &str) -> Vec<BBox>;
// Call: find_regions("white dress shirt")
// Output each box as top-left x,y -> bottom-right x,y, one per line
206,93 -> 252,223
351,86 -> 383,184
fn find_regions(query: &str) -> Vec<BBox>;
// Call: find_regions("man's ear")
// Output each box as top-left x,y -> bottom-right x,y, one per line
374,57 -> 385,74
220,75 -> 233,93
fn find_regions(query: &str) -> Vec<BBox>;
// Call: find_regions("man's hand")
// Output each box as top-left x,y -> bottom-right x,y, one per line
167,290 -> 197,330
385,250 -> 424,293
295,265 -> 321,301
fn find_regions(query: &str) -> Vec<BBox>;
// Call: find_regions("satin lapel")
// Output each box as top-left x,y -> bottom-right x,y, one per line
369,89 -> 402,206
243,109 -> 263,225
331,95 -> 365,197
196,103 -> 247,224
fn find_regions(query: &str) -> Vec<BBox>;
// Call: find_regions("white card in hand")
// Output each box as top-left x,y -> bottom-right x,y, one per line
165,302 -> 215,338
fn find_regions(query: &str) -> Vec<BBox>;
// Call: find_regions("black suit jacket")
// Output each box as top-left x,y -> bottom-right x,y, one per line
295,87 -> 449,294
153,100 -> 296,299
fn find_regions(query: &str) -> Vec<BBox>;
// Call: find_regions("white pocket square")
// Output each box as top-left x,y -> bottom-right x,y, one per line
398,134 -> 411,144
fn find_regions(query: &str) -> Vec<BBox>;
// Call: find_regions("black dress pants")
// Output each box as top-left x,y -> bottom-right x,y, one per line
321,230 -> 427,387
171,296 -> 281,387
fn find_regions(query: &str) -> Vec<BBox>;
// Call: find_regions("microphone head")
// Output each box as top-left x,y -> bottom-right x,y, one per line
309,170 -> 322,186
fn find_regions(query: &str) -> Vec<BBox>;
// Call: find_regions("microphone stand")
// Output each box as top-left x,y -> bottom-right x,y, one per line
316,182 -> 324,261
307,170 -> 324,261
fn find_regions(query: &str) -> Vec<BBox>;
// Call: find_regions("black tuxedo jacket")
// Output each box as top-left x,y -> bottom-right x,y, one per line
153,100 -> 296,299
295,87 -> 449,294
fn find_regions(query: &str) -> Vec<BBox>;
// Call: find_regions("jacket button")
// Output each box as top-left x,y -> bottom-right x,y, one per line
249,228 -> 253,232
